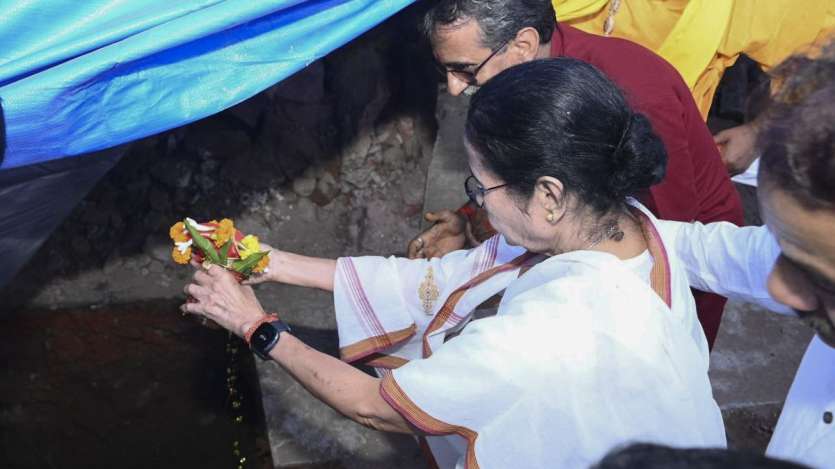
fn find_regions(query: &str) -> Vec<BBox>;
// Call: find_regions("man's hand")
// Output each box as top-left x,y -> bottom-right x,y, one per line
714,123 -> 759,176
407,210 -> 468,259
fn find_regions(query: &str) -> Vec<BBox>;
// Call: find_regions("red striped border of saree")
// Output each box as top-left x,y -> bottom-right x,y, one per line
631,207 -> 672,307
381,374 -> 481,469
339,324 -> 417,363
357,353 -> 410,369
421,251 -> 538,358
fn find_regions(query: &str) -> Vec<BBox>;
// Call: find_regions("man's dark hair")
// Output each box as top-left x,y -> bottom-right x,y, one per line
465,58 -> 666,217
758,40 -> 835,210
422,0 -> 556,49
594,443 -> 810,469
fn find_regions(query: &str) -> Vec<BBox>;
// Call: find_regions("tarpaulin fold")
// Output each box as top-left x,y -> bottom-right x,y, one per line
0,0 -> 416,169
0,0 -> 415,290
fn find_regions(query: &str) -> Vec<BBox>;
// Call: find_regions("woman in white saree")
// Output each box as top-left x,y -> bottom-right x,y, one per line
182,58 -> 725,468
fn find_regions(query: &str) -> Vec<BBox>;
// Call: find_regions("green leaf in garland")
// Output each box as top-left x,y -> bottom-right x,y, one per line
231,251 -> 269,277
218,239 -> 233,267
184,219 -> 221,265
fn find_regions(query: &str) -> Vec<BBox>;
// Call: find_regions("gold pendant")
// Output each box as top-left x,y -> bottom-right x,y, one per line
418,266 -> 440,315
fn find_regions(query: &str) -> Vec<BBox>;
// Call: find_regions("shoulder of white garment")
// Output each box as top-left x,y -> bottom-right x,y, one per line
654,219 -> 792,314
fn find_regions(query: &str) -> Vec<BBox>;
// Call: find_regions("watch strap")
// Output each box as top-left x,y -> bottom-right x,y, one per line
244,313 -> 280,345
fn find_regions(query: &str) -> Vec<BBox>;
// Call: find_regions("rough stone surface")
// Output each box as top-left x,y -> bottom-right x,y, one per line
420,89 -> 470,228
291,173 -> 317,198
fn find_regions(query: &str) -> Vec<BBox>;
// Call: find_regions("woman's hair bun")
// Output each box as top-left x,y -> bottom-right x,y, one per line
466,58 -> 669,215
607,112 -> 667,199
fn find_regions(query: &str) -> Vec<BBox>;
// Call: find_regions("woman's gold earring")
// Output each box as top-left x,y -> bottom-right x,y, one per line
546,212 -> 556,223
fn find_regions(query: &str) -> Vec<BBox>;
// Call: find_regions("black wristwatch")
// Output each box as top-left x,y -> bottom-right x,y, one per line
247,316 -> 291,360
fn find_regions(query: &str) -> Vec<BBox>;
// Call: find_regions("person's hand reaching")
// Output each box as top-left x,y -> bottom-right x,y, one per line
714,123 -> 759,176
407,210 -> 468,259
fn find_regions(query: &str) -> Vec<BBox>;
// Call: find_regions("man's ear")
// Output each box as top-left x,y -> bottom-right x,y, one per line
509,27 -> 542,63
534,176 -> 567,220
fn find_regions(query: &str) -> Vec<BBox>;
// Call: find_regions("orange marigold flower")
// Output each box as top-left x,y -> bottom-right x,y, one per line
213,218 -> 235,247
172,246 -> 192,264
169,221 -> 189,243
253,253 -> 270,273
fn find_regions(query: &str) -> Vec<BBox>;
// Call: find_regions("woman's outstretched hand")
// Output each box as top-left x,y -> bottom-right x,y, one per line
182,262 -> 267,337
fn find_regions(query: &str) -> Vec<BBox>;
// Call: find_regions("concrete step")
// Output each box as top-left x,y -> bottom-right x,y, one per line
253,266 -> 426,468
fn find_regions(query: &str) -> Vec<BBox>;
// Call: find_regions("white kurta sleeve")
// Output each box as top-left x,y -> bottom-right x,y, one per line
656,220 -> 792,314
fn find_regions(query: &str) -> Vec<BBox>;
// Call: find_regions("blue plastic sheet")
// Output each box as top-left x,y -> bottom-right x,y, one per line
0,0 -> 416,169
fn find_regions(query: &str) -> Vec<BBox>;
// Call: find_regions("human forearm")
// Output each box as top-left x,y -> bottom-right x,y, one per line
662,220 -> 791,313
271,250 -> 337,291
182,265 -> 410,432
270,333 -> 416,434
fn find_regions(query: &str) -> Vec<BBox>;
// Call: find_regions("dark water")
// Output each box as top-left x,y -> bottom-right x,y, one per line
0,300 -> 272,469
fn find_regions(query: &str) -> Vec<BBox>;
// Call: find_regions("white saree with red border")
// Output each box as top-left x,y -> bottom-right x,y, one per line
333,201 -> 726,468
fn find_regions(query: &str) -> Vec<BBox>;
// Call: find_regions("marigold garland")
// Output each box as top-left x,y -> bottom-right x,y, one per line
169,221 -> 189,243
168,218 -> 270,280
213,218 -> 235,248
172,246 -> 193,264
253,255 -> 269,273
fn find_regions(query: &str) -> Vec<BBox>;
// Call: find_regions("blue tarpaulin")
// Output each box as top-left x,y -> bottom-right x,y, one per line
0,0 -> 417,290
0,0 -> 416,170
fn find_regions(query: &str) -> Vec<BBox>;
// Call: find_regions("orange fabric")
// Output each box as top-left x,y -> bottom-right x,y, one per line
338,324 -> 417,363
421,251 -> 538,357
356,353 -> 410,370
381,375 -> 481,469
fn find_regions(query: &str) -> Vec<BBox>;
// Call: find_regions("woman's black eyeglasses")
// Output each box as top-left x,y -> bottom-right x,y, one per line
436,42 -> 509,86
465,175 -> 508,208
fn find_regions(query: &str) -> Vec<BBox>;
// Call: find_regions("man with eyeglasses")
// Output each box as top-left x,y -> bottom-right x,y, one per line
409,0 -> 744,350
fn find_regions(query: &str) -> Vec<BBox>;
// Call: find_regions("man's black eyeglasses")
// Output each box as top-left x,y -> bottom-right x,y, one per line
436,42 -> 508,86
465,175 -> 508,208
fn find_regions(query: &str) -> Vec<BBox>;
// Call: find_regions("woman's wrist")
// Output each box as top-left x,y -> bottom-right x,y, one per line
241,312 -> 278,342
238,306 -> 271,338
266,250 -> 289,283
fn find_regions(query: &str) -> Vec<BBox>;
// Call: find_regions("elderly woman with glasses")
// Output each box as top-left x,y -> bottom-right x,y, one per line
182,58 -> 726,468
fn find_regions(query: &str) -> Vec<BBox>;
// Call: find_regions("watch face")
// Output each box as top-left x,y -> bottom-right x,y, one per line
251,323 -> 279,358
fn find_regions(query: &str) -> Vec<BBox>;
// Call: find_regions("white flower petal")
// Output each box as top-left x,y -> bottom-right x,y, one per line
185,217 -> 213,232
175,239 -> 193,253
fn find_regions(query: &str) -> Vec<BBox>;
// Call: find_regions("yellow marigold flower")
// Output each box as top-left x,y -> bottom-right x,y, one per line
213,218 -> 235,247
169,221 -> 189,243
253,254 -> 270,273
238,234 -> 260,260
172,246 -> 192,264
